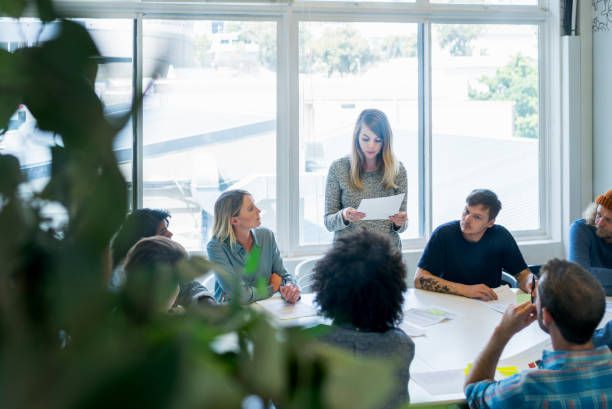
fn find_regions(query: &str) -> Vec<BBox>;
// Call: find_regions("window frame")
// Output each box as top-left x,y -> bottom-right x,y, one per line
51,0 -> 559,258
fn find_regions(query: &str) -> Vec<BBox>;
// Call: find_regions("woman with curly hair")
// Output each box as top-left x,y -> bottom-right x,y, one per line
312,228 -> 414,408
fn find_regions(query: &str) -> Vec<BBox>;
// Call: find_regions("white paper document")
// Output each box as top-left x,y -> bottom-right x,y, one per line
479,286 -> 517,314
403,306 -> 459,327
356,193 -> 405,221
399,321 -> 426,337
411,369 -> 465,396
607,301 -> 612,312
255,294 -> 318,320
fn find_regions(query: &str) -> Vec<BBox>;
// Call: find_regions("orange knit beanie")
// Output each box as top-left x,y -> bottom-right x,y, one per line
596,189 -> 612,211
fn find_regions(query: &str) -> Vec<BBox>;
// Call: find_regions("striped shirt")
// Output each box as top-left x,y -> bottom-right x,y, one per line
465,346 -> 612,409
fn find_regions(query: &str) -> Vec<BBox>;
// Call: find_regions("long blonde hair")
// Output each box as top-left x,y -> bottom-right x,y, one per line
212,189 -> 249,246
349,109 -> 398,191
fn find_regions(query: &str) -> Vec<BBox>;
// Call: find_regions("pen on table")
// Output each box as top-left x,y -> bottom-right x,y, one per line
530,274 -> 536,303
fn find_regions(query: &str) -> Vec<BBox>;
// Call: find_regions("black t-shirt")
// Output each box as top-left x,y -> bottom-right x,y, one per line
417,221 -> 527,288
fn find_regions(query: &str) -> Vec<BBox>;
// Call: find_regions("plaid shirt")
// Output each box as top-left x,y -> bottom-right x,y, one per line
465,346 -> 612,409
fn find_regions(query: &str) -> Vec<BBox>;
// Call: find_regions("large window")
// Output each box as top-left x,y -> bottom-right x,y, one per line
431,24 -> 540,232
142,20 -> 277,251
0,17 -> 133,228
298,22 -> 420,245
4,0 -> 556,256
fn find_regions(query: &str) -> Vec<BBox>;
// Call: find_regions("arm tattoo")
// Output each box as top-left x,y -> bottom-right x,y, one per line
419,276 -> 459,295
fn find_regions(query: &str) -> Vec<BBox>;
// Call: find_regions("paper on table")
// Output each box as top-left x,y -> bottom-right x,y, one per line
399,321 -> 426,337
403,306 -> 459,327
479,286 -> 518,314
411,369 -> 465,396
356,193 -> 405,221
255,295 -> 318,320
607,301 -> 612,312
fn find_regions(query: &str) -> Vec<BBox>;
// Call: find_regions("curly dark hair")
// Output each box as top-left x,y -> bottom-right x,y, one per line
313,229 -> 407,332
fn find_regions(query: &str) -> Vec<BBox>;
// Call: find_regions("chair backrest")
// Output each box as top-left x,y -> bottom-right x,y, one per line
501,271 -> 518,288
294,257 -> 320,294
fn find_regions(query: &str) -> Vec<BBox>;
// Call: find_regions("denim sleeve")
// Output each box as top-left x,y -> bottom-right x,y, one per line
268,230 -> 293,285
569,221 -> 612,294
569,221 -> 596,269
207,240 -> 273,304
593,320 -> 612,349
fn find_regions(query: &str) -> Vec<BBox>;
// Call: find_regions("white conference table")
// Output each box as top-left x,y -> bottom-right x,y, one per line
254,289 -> 612,406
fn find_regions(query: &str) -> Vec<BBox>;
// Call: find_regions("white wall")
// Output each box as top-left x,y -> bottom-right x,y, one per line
593,0 -> 612,197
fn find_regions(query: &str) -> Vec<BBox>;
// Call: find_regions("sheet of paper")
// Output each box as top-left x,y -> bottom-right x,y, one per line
403,306 -> 459,327
399,321 -> 426,337
480,286 -> 525,314
255,294 -> 318,320
411,369 -> 465,396
607,300 -> 612,312
356,193 -> 405,221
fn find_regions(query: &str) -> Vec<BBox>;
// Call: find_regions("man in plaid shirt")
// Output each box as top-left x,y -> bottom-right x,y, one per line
465,259 -> 612,409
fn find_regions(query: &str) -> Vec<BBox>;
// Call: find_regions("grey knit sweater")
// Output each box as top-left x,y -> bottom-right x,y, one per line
318,324 -> 415,409
324,156 -> 408,249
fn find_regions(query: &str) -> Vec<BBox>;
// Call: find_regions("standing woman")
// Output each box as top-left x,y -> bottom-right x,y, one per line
324,109 -> 408,249
207,189 -> 300,304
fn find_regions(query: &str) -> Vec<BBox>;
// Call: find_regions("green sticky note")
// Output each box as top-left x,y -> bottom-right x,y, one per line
516,294 -> 531,304
426,308 -> 447,316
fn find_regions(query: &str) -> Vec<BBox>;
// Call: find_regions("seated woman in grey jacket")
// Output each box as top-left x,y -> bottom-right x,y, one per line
312,228 -> 415,408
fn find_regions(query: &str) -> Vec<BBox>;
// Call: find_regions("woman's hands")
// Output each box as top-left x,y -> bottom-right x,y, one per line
389,211 -> 408,228
280,284 -> 300,304
269,274 -> 300,303
342,207 -> 366,223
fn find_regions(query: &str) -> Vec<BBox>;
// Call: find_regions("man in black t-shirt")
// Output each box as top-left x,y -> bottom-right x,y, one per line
414,189 -> 536,300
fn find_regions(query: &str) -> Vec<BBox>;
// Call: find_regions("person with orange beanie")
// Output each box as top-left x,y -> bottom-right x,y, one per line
569,188 -> 612,295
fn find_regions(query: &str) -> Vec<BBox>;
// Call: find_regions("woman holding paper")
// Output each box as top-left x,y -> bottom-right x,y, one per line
207,189 -> 299,304
324,109 -> 408,249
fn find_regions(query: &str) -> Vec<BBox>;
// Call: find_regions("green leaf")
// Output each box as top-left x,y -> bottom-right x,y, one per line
0,49 -> 25,131
244,245 -> 261,275
0,154 -> 24,196
35,0 -> 57,22
0,0 -> 27,18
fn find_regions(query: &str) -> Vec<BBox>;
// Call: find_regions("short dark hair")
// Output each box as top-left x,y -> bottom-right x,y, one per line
312,229 -> 407,332
538,258 -> 605,344
466,189 -> 502,220
111,208 -> 171,268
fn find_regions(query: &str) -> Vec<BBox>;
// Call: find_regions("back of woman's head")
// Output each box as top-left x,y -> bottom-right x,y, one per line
313,229 -> 407,332
123,236 -> 186,313
111,208 -> 170,268
211,189 -> 249,244
124,236 -> 187,275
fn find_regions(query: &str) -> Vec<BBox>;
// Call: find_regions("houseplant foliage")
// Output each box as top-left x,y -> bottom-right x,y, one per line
0,1 -> 397,408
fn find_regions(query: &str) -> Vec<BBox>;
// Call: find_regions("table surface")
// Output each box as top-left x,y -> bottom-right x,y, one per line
254,289 -> 612,406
